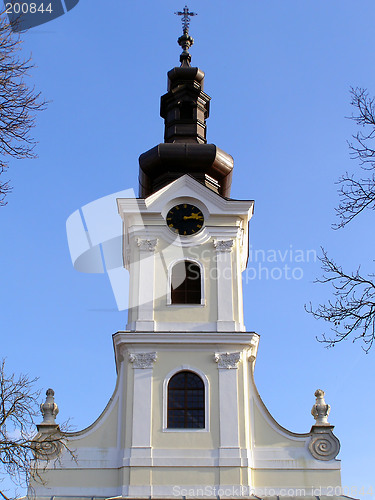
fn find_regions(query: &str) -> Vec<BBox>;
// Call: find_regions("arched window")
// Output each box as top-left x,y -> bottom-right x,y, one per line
171,260 -> 201,304
167,371 -> 205,429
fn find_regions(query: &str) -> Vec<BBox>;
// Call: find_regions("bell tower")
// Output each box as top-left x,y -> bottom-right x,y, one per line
121,7 -> 252,334
31,9 -> 344,499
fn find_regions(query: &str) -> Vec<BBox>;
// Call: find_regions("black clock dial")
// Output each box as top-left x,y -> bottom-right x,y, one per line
166,204 -> 204,236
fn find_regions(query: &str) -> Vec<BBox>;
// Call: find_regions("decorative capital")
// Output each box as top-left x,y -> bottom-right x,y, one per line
308,427 -> 340,461
249,335 -> 260,361
214,352 -> 241,369
129,352 -> 157,369
311,389 -> 331,426
213,239 -> 234,252
248,354 -> 256,363
40,388 -> 59,425
137,238 -> 158,252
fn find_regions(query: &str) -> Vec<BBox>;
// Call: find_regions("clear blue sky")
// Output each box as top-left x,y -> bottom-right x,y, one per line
1,0 -> 374,497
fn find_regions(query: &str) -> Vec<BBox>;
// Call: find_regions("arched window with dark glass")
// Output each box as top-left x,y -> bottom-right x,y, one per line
167,371 -> 205,429
171,260 -> 201,304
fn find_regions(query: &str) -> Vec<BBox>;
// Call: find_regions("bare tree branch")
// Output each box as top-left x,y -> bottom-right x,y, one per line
0,360 -> 75,500
334,88 -> 375,229
0,489 -> 10,500
306,249 -> 375,352
307,88 -> 375,350
0,10 -> 46,206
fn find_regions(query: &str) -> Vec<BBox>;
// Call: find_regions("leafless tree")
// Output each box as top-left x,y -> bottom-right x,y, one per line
307,88 -> 375,352
0,10 -> 46,206
0,359 -> 73,500
334,88 -> 375,228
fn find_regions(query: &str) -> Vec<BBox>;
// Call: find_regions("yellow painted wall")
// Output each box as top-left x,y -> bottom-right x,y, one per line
253,403 -> 305,448
69,400 -> 119,449
252,468 -> 341,489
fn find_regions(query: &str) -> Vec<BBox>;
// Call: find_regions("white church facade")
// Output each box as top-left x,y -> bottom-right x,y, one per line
31,9 -> 345,499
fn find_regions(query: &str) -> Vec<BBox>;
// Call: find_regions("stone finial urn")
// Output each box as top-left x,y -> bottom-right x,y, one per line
311,389 -> 331,426
308,389 -> 340,461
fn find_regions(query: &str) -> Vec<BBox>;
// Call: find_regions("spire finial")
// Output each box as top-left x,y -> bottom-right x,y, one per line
40,388 -> 59,425
175,6 -> 197,67
311,389 -> 331,426
175,5 -> 197,34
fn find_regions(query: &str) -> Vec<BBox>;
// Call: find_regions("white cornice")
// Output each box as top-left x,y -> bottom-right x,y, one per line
144,174 -> 254,212
113,332 -> 259,369
127,225 -> 243,248
42,445 -> 340,471
117,175 -> 254,219
113,331 -> 259,346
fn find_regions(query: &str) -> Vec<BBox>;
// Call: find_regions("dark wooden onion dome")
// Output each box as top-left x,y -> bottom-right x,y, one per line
138,26 -> 233,198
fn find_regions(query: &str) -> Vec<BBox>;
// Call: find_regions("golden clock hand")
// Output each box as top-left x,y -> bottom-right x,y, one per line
183,213 -> 203,220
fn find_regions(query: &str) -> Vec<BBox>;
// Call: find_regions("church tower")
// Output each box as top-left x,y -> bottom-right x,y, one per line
31,9 -> 344,499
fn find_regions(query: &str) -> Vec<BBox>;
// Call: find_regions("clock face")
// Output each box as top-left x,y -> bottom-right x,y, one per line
166,204 -> 204,236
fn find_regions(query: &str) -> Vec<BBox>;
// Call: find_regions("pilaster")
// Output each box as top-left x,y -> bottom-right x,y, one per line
128,352 -> 157,467
215,352 -> 241,466
214,239 -> 236,331
133,238 -> 158,331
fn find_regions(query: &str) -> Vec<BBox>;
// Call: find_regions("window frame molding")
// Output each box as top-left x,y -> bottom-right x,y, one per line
162,365 -> 210,432
167,258 -> 205,306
